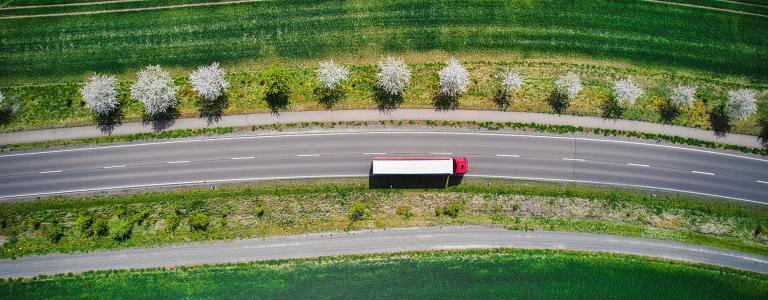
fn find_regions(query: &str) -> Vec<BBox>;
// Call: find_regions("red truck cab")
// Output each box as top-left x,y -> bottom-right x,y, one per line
453,157 -> 468,174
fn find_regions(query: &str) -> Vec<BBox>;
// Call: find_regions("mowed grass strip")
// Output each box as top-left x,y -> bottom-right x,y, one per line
1,249 -> 767,299
1,0 -> 767,85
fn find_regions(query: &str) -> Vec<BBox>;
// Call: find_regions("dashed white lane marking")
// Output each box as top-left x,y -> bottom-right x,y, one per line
430,152 -> 453,155
363,153 -> 386,155
103,165 -> 126,169
627,163 -> 650,168
562,158 -> 585,162
39,170 -> 62,174
296,154 -> 320,157
757,180 -> 768,184
166,161 -> 190,164
231,157 -> 254,160
691,171 -> 715,176
496,154 -> 520,157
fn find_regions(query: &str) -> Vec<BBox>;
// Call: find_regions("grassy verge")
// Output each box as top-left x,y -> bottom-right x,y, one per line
2,249 -> 767,298
1,59 -> 766,135
1,178 -> 766,258
3,120 -> 767,156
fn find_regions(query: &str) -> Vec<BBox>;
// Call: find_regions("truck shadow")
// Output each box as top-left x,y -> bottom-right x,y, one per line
368,174 -> 464,189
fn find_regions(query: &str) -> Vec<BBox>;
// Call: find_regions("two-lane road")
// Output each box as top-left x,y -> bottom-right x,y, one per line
1,131 -> 766,202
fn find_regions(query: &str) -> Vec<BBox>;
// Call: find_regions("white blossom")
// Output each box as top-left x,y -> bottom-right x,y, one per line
669,85 -> 696,108
438,58 -> 469,97
190,62 -> 229,101
316,61 -> 349,90
500,70 -> 524,92
130,65 -> 178,116
612,77 -> 644,106
555,72 -> 581,100
80,74 -> 119,115
377,57 -> 411,96
726,88 -> 757,120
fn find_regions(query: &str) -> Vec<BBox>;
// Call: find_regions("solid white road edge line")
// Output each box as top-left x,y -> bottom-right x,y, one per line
3,131 -> 764,163
38,170 -> 62,174
103,165 -> 126,169
1,174 -> 764,205
691,171 -> 715,176
496,154 -> 520,157
231,157 -> 254,160
757,180 -> 768,184
296,154 -> 320,157
562,158 -> 585,162
166,160 -> 190,164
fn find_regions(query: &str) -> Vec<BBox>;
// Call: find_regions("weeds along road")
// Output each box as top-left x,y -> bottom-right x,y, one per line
0,131 -> 767,203
1,227 -> 767,278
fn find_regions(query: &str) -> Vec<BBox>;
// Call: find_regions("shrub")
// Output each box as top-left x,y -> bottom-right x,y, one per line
555,72 -> 581,100
189,213 -> 210,231
316,60 -> 349,91
350,202 -> 370,221
438,58 -> 469,97
107,216 -> 133,241
75,212 -> 94,237
396,205 -> 413,220
758,101 -> 768,147
260,65 -> 291,113
27,219 -> 42,231
80,74 -> 119,115
500,70 -> 524,93
189,62 -> 229,101
755,224 -> 764,238
612,77 -> 643,106
669,85 -> 696,108
726,89 -> 757,120
377,57 -> 411,96
219,214 -> 228,227
166,213 -> 180,232
512,203 -> 520,212
435,202 -> 463,218
91,218 -> 109,237
130,209 -> 151,225
254,204 -> 265,218
46,224 -> 64,244
130,65 -> 178,117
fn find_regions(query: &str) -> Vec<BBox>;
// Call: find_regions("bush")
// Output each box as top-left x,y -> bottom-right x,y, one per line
396,205 -> 413,220
80,74 -> 119,116
107,216 -> 133,241
726,89 -> 757,120
189,213 -> 210,231
377,57 -> 411,96
219,214 -> 228,228
254,204 -> 265,218
260,65 -> 291,113
91,218 -> 109,237
166,213 -> 180,232
46,224 -> 64,244
755,224 -> 765,238
130,209 -> 151,225
611,77 -> 643,106
555,72 -> 581,100
435,202 -> 463,218
27,219 -> 42,231
130,65 -> 178,117
350,202 -> 370,221
438,58 -> 469,97
190,62 -> 229,101
75,212 -> 94,236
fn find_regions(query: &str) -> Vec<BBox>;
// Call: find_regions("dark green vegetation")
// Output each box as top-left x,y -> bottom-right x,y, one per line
3,0 -> 767,84
664,0 -> 768,15
2,249 -> 767,299
1,179 -> 767,258
3,121 -> 767,156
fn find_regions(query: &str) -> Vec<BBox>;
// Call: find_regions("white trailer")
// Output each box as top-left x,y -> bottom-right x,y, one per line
371,157 -> 467,175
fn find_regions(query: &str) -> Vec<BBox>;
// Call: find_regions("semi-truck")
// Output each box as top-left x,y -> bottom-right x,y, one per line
371,157 -> 468,175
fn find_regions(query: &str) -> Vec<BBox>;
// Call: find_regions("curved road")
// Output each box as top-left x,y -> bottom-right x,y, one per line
1,131 -> 767,202
1,227 -> 767,278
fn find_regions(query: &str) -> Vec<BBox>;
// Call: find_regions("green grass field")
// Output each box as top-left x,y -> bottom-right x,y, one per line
2,249 -> 766,299
1,0 -> 767,85
2,179 -> 766,258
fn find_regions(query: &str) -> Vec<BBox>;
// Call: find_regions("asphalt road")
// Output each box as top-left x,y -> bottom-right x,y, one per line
1,227 -> 766,278
1,131 -> 766,202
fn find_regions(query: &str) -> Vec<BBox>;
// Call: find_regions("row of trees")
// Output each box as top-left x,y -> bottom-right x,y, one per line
77,58 -> 759,125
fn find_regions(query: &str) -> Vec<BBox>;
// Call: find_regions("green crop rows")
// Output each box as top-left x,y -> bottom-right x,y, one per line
2,250 -> 767,299
2,0 -> 767,85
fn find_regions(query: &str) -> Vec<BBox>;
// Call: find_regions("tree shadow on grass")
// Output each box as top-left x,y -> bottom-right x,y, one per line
373,88 -> 404,113
0,107 -> 14,127
266,92 -> 289,116
142,107 -> 181,132
658,102 -> 680,124
94,107 -> 124,135
709,105 -> 731,138
433,95 -> 459,111
316,87 -> 344,110
197,95 -> 229,125
759,118 -> 768,148
601,97 -> 624,120
546,91 -> 569,115
493,90 -> 511,111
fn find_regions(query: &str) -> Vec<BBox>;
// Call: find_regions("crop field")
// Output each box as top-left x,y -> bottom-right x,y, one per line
2,249 -> 767,299
1,0 -> 767,85
2,179 -> 766,259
